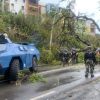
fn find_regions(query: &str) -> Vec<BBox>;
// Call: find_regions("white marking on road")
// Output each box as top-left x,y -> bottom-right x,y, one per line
30,91 -> 56,100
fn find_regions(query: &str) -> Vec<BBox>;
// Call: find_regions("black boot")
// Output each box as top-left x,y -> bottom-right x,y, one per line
85,74 -> 88,78
91,74 -> 94,78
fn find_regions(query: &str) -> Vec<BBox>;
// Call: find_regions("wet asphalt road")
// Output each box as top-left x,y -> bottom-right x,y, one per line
51,76 -> 100,100
0,64 -> 100,100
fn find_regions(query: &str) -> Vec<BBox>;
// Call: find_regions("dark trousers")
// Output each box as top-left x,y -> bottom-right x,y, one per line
85,60 -> 94,76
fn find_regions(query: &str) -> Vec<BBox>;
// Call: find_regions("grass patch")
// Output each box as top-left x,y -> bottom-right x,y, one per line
28,74 -> 46,83
18,71 -> 46,83
18,71 -> 25,79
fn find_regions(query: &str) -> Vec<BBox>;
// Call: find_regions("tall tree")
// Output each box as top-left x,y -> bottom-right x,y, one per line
51,0 -> 100,48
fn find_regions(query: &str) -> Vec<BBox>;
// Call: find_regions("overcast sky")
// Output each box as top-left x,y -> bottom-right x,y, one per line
39,0 -> 100,22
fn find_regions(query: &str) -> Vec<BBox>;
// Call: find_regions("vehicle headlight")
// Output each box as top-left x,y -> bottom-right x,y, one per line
19,46 -> 24,51
30,48 -> 35,51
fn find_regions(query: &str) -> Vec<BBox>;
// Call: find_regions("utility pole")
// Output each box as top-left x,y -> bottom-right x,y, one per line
49,0 -> 66,51
49,1 -> 61,51
1,0 -> 4,12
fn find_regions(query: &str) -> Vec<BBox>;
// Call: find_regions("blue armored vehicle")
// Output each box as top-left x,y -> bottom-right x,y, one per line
0,33 -> 40,81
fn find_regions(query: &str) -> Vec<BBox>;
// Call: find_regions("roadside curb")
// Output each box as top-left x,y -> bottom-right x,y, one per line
38,64 -> 84,76
38,67 -> 69,75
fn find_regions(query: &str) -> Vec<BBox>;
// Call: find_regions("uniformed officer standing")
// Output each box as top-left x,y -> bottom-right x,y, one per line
84,47 -> 96,78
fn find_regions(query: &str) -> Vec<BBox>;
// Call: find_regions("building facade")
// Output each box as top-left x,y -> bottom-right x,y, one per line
86,20 -> 96,36
46,3 -> 59,14
9,0 -> 25,14
2,0 -> 45,15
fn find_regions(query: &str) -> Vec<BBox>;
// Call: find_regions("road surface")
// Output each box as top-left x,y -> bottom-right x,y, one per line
0,64 -> 100,100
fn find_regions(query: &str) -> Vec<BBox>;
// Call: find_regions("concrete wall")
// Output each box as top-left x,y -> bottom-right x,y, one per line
3,0 -> 45,15
86,20 -> 96,36
39,2 -> 46,15
9,0 -> 25,14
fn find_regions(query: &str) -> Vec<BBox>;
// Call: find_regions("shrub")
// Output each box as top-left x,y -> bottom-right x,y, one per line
78,52 -> 84,63
40,48 -> 55,64
28,74 -> 46,83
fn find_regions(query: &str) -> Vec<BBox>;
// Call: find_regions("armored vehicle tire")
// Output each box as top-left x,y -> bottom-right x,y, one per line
29,57 -> 38,73
8,59 -> 20,81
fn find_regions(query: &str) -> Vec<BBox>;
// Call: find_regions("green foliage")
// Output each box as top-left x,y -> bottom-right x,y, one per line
18,71 -> 25,79
0,12 -> 100,65
29,74 -> 46,83
0,1 -> 2,12
0,18 -> 6,32
40,48 -> 55,64
18,71 -> 46,83
40,45 -> 61,65
51,60 -> 61,65
78,52 -> 84,63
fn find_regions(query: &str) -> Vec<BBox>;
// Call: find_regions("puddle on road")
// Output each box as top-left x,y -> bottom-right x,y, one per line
36,76 -> 80,92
